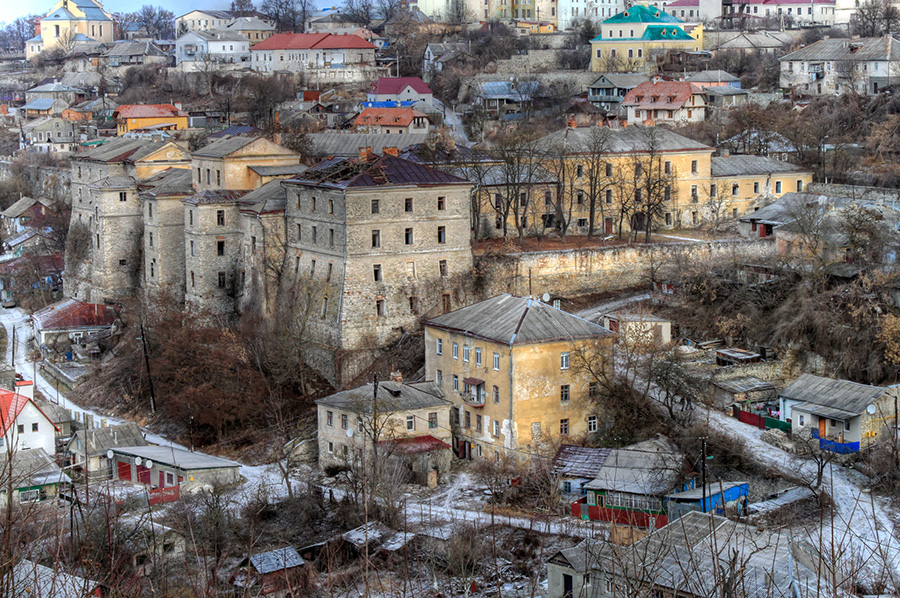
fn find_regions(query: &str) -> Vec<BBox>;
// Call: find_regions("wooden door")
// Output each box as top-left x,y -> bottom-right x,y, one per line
137,466 -> 151,485
818,417 -> 826,438
563,574 -> 573,598
117,461 -> 132,482
604,218 -> 613,235
159,471 -> 166,488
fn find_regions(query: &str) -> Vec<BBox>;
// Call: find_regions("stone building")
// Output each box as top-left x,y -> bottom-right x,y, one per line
66,138 -> 192,303
140,169 -> 194,304
281,149 -> 474,385
424,294 -> 614,459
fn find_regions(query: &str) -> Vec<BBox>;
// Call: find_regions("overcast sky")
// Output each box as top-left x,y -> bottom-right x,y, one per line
0,0 -> 337,26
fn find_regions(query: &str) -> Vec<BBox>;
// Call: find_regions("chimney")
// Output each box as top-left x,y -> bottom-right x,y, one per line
174,101 -> 182,110
383,146 -> 399,156
622,120 -> 629,128
358,146 -> 372,160
390,370 -> 403,383
273,111 -> 282,146
566,116 -> 577,129
722,148 -> 730,157
14,380 -> 33,401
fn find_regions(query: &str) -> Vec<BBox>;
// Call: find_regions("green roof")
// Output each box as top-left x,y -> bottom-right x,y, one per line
592,23 -> 694,42
601,4 -> 682,24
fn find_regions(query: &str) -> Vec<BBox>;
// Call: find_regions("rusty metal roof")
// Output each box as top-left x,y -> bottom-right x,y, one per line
552,445 -> 612,479
292,154 -> 469,190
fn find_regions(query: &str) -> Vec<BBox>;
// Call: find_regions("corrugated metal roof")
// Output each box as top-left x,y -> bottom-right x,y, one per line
316,380 -> 449,412
193,136 -> 259,158
590,73 -> 650,89
32,298 -> 118,331
426,294 -> 614,346
552,445 -> 612,479
249,547 -> 304,574
111,445 -> 241,470
295,154 -> 468,189
583,436 -> 683,495
249,164 -> 308,176
1,196 -> 50,219
711,155 -> 806,177
684,70 -> 740,83
308,132 -> 428,157
781,36 -> 900,63
138,168 -> 193,197
780,373 -> 887,418
238,180 -> 287,215
70,423 -> 148,458
22,98 -> 63,111
602,4 -> 682,23
537,124 -> 712,154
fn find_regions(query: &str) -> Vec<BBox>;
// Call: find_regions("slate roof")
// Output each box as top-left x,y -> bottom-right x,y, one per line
1,196 -> 51,219
316,380 -> 449,413
69,97 -> 118,113
249,164 -> 308,177
0,448 -> 68,489
451,163 -> 557,186
552,445 -> 612,479
602,4 -> 682,23
248,547 -> 304,574
370,77 -> 432,96
718,31 -> 791,50
590,73 -> 650,89
537,124 -> 712,154
295,154 -> 469,190
583,435 -> 683,495
32,298 -> 118,331
426,294 -> 614,345
138,168 -> 194,197
193,135 -> 258,158
182,190 -> 247,206
781,36 -> 900,62
780,373 -> 887,420
104,41 -> 167,57
68,423 -> 148,458
13,560 -> 100,598
183,28 -> 249,43
27,82 -> 81,94
210,125 -> 263,138
237,180 -> 288,215
711,155 -> 807,177
307,132 -> 429,157
224,16 -> 276,31
111,445 -> 241,470
399,142 -> 493,165
684,70 -> 740,83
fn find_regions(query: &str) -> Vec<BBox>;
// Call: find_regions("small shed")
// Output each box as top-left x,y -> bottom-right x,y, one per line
715,348 -> 761,367
710,376 -> 776,410
231,546 -> 307,598
665,481 -> 749,521
601,312 -> 672,345
551,444 -> 611,496
110,445 -> 241,494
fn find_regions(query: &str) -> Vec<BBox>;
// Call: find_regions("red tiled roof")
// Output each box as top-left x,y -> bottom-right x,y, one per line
354,107 -> 427,128
251,32 -> 375,51
113,104 -> 188,120
32,298 -> 118,331
0,390 -> 60,437
622,81 -> 696,110
370,77 -> 432,96
377,435 -> 451,454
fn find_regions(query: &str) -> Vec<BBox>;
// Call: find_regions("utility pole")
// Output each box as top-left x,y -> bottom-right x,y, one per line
138,322 -> 157,415
700,436 -> 708,514
11,324 -> 15,369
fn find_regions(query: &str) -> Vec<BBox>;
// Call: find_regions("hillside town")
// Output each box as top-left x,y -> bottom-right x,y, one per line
1,0 -> 900,594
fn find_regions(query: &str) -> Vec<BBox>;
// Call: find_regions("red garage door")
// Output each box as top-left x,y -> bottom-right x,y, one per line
117,461 -> 132,482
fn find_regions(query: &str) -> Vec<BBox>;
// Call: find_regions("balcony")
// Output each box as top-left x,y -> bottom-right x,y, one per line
588,93 -> 621,104
462,378 -> 485,407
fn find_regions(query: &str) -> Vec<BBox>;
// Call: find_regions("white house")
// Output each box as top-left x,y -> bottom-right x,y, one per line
175,29 -> 250,65
780,36 -> 900,96
368,77 -> 434,104
0,383 -> 58,455
722,0 -> 835,25
249,32 -> 377,74
558,0 -> 625,30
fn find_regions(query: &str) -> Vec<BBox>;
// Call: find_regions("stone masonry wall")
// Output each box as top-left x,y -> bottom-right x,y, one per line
477,238 -> 777,299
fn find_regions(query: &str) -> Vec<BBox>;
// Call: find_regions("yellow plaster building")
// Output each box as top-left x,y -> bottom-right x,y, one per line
590,4 -> 702,73
27,0 -> 114,59
710,155 -> 813,219
424,294 -> 614,460
113,104 -> 190,136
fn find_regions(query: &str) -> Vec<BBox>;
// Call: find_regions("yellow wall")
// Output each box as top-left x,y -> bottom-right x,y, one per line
117,115 -> 189,135
591,37 -> 700,72
711,170 -> 813,218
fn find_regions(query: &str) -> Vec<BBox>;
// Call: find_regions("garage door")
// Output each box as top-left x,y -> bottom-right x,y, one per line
117,461 -> 131,482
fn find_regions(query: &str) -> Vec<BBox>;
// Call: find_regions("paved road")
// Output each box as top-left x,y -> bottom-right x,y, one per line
433,98 -> 470,146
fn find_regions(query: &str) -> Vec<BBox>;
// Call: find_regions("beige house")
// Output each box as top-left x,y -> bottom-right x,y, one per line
316,379 -> 453,480
424,294 -> 615,460
710,155 -> 813,219
26,0 -> 114,59
601,311 -> 672,345
66,422 -> 148,474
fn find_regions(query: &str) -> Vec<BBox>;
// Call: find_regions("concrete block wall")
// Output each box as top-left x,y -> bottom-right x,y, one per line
184,202 -> 243,316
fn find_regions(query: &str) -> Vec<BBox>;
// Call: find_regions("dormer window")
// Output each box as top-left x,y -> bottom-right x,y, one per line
651,95 -> 659,102
668,95 -> 675,102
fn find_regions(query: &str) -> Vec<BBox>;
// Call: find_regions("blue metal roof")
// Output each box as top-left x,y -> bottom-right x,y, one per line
22,98 -> 59,111
42,8 -> 78,21
360,100 -> 416,108
80,7 -> 112,21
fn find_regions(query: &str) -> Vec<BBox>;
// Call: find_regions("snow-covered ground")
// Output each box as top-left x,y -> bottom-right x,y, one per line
433,98 -> 470,146
575,293 -> 650,322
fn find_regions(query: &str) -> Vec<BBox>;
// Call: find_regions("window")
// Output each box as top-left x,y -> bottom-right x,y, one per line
149,233 -> 154,248
493,420 -> 500,436
429,412 -> 438,428
635,163 -> 643,177
311,197 -> 317,212
373,264 -> 382,281
691,160 -> 698,174
409,296 -> 419,314
453,374 -> 459,391
560,419 -> 569,435
561,352 -> 570,370
437,226 -> 446,244
321,296 -> 328,318
437,369 -> 443,386
493,352 -> 500,371
217,240 -> 225,256
119,191 -> 127,202
216,210 -> 225,226
327,411 -> 334,426
845,420 -> 851,432
664,161 -> 671,175
437,338 -> 443,355
732,183 -> 740,197
439,260 -> 448,277
605,189 -> 613,205
664,186 -> 671,202
312,226 -> 318,244
406,415 -> 415,430
341,414 -> 348,429
463,345 -> 470,362
329,228 -> 335,247
464,410 -> 471,428
453,342 -> 459,359
405,197 -> 413,212
217,271 -> 226,288
799,414 -> 805,426
329,199 -> 334,214
310,260 -> 316,276
797,180 -> 804,192
561,385 -> 570,402
326,263 -> 333,281
31,423 -> 38,432
711,183 -> 717,198
691,186 -> 698,202
476,414 -> 483,433
605,163 -> 613,177
576,164 -> 584,177
216,170 -> 221,186
753,181 -> 760,194
532,422 -> 542,439
493,385 -> 500,404
371,199 -> 380,213
190,271 -> 195,287
437,196 -> 446,210
376,299 -> 385,316
405,228 -> 414,245
588,415 -> 598,432
372,230 -> 381,248
775,181 -> 782,193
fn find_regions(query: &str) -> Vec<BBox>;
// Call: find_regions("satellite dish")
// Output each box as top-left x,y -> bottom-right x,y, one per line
867,404 -> 877,415
542,293 -> 551,302
346,428 -> 354,437
134,457 -> 142,466
106,450 -> 114,459
144,460 -> 153,469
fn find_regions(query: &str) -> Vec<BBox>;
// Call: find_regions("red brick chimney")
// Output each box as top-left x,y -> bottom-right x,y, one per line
383,146 -> 399,157
358,146 -> 372,161
390,370 -> 403,383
